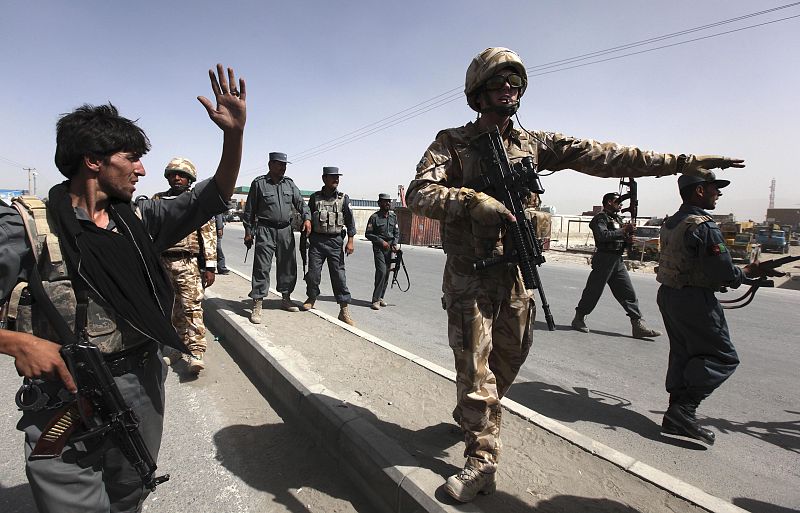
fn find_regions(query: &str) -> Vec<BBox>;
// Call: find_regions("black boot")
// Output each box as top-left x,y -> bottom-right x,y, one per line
662,398 -> 715,445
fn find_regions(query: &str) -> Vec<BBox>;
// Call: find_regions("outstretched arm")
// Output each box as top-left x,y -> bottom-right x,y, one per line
197,64 -> 247,201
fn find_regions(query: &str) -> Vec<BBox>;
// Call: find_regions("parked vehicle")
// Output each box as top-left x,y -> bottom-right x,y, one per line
730,233 -> 761,263
755,227 -> 789,254
627,225 -> 661,261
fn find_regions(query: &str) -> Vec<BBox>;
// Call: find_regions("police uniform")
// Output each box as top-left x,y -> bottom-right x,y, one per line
656,175 -> 743,444
365,194 -> 400,306
153,158 -> 217,371
305,167 -> 356,306
0,177 -> 228,512
573,208 -> 659,338
243,153 -> 310,302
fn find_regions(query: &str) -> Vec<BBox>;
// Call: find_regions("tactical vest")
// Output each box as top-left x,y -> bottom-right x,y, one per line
311,191 -> 346,235
656,214 -> 720,290
6,196 -> 150,354
592,212 -> 626,252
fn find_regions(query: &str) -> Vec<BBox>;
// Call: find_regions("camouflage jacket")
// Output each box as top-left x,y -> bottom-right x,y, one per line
153,189 -> 217,269
407,120 -> 680,256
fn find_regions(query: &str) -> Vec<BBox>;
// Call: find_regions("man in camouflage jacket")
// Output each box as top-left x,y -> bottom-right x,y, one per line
153,157 -> 218,374
406,47 -> 744,502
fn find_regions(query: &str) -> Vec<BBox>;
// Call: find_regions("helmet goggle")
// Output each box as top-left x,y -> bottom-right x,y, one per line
484,73 -> 526,91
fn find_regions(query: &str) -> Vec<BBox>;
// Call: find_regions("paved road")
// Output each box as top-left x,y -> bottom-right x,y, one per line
224,223 -> 800,513
0,332 -> 369,513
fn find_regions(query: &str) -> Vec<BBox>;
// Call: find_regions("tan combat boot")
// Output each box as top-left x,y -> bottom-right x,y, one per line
631,318 -> 662,339
379,298 -> 388,307
281,293 -> 299,312
250,298 -> 262,324
188,351 -> 206,375
445,465 -> 497,502
338,303 -> 355,326
162,346 -> 182,367
370,301 -> 381,310
301,297 -> 315,311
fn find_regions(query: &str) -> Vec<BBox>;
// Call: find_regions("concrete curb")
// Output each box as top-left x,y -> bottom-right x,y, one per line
206,277 -> 748,513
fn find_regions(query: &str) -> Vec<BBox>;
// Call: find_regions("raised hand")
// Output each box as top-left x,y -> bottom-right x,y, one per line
198,64 -> 247,134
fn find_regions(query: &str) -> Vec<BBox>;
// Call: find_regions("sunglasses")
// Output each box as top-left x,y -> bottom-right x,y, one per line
484,73 -> 526,91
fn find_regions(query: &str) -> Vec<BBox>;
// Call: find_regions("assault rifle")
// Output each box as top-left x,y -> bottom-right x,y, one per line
300,231 -> 309,280
720,255 -> 800,309
618,177 -> 638,251
23,273 -> 169,491
469,126 -> 555,331
388,247 -> 410,292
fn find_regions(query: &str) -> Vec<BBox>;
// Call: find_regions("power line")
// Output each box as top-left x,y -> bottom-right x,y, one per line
255,4 -> 799,171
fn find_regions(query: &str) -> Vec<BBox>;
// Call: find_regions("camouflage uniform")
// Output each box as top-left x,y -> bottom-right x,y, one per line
153,190 -> 216,357
407,120 -> 682,472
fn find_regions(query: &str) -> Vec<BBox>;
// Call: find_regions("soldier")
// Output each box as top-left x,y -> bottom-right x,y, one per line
656,174 -> 776,445
214,212 -> 231,275
571,192 -> 661,338
0,64 -> 245,512
153,158 -> 218,374
243,152 -> 311,324
406,47 -> 744,502
365,193 -> 400,310
302,167 -> 356,326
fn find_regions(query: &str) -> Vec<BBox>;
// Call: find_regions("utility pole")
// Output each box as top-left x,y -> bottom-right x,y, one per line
24,167 -> 37,196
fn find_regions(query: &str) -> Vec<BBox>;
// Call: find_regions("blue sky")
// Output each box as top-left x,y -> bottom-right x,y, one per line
1,1 -> 798,220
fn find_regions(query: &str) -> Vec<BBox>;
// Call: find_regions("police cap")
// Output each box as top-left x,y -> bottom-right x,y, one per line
322,167 -> 342,176
378,193 -> 392,201
677,172 -> 730,192
268,152 -> 290,164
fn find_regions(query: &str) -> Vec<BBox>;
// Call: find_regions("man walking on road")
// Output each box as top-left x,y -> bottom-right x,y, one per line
302,167 -> 356,326
365,193 -> 400,310
407,47 -> 744,502
656,174 -> 777,445
572,192 -> 661,338
243,152 -> 311,324
153,157 -> 219,374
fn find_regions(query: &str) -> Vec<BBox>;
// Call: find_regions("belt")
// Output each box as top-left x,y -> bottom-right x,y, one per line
257,218 -> 291,229
162,251 -> 197,259
104,341 -> 158,377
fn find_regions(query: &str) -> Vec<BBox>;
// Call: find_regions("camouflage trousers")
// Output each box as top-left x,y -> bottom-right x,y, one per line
443,254 -> 534,472
162,255 -> 207,354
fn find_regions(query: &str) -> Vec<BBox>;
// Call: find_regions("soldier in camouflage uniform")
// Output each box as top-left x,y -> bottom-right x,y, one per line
153,158 -> 218,375
0,64 -> 245,513
406,47 -> 744,502
365,193 -> 400,310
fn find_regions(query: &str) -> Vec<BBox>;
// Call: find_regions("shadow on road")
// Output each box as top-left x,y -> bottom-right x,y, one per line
733,497 -> 800,513
507,381 -> 706,450
705,410 -> 800,454
0,483 -> 36,513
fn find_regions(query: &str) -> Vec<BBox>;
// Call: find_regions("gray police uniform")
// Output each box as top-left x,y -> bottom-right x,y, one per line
243,175 -> 310,300
656,204 -> 743,402
305,189 -> 356,303
0,178 -> 227,513
575,210 -> 642,319
365,209 -> 400,303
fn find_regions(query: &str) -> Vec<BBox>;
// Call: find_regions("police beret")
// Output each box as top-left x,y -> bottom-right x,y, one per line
677,172 -> 730,191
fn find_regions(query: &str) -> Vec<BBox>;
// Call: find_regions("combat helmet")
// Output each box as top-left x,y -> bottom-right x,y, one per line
164,157 -> 197,182
465,47 -> 527,113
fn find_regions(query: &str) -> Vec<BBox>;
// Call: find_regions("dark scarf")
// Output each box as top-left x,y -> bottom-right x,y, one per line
48,183 -> 184,352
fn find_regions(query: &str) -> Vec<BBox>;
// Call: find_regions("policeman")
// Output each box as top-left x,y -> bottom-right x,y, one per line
656,174 -> 774,445
214,212 -> 230,275
302,167 -> 356,326
406,47 -> 744,502
243,152 -> 311,324
153,158 -> 218,374
0,64 -> 245,512
365,193 -> 400,310
572,192 -> 661,338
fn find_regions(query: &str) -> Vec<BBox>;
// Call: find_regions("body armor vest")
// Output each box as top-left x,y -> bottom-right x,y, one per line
7,197 -> 150,354
656,214 -> 720,290
311,191 -> 346,235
